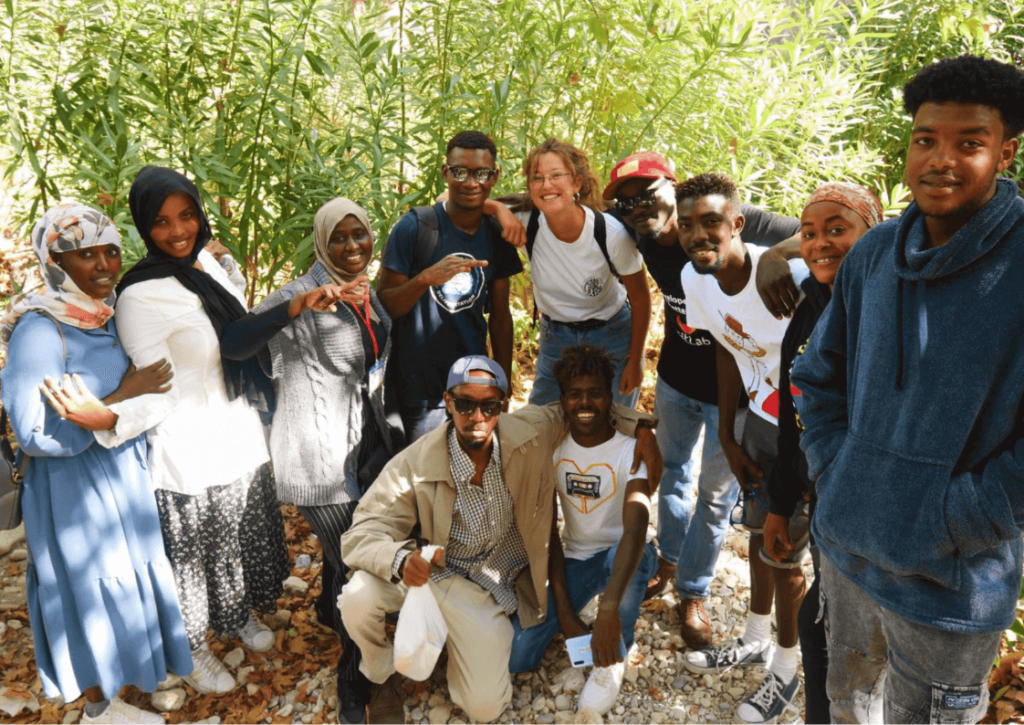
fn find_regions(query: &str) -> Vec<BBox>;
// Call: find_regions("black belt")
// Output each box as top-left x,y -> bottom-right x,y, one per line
541,314 -> 609,332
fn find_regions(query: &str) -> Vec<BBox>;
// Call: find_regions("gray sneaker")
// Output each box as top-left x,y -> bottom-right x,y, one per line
684,637 -> 773,674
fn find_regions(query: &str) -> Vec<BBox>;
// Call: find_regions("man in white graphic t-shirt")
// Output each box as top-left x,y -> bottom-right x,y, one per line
677,172 -> 811,724
507,344 -> 658,720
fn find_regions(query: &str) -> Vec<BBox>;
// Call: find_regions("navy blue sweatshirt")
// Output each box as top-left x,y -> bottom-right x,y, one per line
792,177 -> 1024,633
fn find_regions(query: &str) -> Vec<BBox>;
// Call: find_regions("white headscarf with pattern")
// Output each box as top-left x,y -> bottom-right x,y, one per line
0,204 -> 121,357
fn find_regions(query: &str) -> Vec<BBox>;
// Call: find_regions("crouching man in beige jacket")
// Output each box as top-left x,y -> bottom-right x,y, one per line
340,355 -> 659,723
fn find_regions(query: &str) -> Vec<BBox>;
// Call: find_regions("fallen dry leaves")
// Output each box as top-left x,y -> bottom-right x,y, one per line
983,649 -> 1024,724
1,504 -> 346,725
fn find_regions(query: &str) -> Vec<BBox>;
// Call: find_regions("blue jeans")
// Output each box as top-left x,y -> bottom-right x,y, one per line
508,541 -> 659,673
653,378 -> 745,600
529,304 -> 639,408
399,405 -> 448,445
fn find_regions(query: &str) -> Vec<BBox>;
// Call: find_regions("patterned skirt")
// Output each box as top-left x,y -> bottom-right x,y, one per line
155,462 -> 289,651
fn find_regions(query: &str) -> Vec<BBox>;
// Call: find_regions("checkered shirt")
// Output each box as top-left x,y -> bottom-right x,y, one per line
435,426 -> 530,613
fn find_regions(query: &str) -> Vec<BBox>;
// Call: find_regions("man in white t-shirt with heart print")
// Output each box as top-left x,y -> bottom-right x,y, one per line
507,344 -> 658,720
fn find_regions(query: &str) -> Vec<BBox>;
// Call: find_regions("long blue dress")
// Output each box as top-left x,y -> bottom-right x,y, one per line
0,312 -> 192,701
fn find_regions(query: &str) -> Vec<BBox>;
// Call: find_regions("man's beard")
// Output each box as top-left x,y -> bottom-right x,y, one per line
690,246 -> 724,275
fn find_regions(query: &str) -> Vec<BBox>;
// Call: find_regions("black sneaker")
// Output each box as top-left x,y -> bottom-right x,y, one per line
337,671 -> 372,724
736,671 -> 801,723
684,637 -> 774,674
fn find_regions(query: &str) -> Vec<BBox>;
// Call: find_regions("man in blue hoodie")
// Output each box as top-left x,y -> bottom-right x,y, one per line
792,55 -> 1024,724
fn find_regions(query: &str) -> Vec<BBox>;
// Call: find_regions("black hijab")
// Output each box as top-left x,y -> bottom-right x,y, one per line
118,165 -> 273,412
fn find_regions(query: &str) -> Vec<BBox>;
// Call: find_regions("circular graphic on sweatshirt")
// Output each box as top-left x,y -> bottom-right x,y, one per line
431,253 -> 485,313
582,276 -> 604,298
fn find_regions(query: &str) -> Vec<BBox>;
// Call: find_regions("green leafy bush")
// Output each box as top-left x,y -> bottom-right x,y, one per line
1,0 -> 1020,305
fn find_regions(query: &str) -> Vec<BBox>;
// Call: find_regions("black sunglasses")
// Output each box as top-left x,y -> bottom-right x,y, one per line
614,177 -> 672,214
450,396 -> 503,418
445,165 -> 498,184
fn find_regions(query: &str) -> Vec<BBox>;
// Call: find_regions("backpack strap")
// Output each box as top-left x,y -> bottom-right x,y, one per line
524,210 -> 542,327
410,205 -> 441,276
524,210 -> 541,261
592,211 -> 620,280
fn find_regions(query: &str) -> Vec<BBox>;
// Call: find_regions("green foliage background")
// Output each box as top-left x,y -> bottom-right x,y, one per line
1,0 -> 1022,305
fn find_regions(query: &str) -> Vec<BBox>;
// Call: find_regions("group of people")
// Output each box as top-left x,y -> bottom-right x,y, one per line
0,52 -> 1022,725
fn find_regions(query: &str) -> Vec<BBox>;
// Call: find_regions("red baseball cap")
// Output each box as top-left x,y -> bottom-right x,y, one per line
602,151 -> 677,200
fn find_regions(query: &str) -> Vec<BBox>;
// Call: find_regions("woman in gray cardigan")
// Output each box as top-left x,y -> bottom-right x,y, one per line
246,198 -> 396,724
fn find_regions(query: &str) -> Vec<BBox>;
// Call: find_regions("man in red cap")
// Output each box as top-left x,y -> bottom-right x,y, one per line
603,152 -> 801,648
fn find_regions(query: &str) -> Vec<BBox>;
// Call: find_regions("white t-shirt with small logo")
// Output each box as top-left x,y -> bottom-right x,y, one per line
681,243 -> 809,425
553,430 -> 649,560
516,207 -> 643,322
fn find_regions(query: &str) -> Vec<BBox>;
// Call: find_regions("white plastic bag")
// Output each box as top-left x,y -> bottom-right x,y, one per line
393,545 -> 448,681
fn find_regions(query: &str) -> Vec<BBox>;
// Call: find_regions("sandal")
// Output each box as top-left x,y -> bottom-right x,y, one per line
644,556 -> 677,600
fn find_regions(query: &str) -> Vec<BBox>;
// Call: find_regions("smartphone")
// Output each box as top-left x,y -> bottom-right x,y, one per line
565,633 -> 627,668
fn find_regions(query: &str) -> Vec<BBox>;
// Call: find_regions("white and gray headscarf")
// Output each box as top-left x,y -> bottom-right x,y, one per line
310,197 -> 378,320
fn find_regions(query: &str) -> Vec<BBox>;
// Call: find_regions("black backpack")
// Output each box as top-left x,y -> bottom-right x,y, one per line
523,208 -> 621,325
523,208 -> 617,277
385,205 -> 507,311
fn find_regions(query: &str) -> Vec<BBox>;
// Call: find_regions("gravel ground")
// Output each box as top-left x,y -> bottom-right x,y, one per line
0,421 -> 815,724
384,519 -> 814,725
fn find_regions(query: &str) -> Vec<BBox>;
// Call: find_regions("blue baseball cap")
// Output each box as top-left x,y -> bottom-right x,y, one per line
446,355 -> 508,395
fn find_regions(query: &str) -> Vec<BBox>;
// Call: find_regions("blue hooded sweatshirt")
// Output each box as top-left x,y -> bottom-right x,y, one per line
792,177 -> 1024,634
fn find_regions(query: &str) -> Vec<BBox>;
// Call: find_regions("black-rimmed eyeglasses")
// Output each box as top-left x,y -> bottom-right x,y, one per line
445,165 -> 498,184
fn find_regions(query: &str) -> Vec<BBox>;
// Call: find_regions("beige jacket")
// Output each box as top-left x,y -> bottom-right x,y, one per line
341,402 -> 653,629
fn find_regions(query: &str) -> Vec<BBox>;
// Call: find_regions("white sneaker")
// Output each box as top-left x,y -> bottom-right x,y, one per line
183,645 -> 236,694
577,659 -> 627,716
239,614 -> 274,652
81,697 -> 164,724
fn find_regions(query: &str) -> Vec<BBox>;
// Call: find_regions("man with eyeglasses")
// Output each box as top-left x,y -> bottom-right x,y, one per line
339,355 -> 660,723
379,130 -> 522,445
602,152 -> 801,649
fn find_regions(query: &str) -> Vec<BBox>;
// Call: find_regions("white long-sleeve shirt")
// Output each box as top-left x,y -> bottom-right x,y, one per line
96,249 -> 269,495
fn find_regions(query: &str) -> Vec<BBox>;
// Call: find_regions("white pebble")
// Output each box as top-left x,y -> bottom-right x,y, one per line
150,688 -> 186,712
222,647 -> 245,669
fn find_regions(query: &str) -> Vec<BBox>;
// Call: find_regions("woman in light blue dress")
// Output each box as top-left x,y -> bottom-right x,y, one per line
0,204 -> 192,724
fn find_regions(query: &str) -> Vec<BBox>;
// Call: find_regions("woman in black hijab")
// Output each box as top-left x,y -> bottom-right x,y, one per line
92,166 -> 362,694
